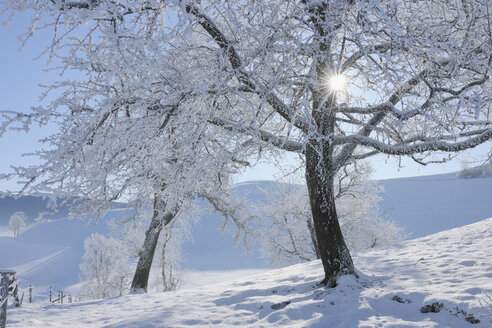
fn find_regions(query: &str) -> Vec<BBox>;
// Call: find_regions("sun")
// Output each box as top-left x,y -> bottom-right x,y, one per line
326,74 -> 347,93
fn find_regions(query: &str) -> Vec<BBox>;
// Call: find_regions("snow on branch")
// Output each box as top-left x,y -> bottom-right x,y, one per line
209,116 -> 304,153
334,103 -> 420,121
334,129 -> 492,156
184,2 -> 310,132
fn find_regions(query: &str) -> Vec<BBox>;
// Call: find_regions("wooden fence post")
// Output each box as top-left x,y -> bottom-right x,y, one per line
0,273 -> 7,328
12,281 -> 20,307
0,271 -> 16,328
49,286 -> 52,302
29,285 -> 32,303
60,291 -> 63,304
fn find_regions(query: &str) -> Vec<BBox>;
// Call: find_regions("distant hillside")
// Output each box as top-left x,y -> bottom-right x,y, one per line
182,172 -> 492,268
0,209 -> 129,291
0,195 -> 127,227
0,195 -> 70,226
378,172 -> 492,238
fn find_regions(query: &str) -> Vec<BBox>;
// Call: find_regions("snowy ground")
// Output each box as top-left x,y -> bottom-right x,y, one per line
6,217 -> 492,327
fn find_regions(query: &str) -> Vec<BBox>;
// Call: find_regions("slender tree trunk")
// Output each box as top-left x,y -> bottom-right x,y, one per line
130,196 -> 175,293
160,227 -> 177,291
305,146 -> 357,287
306,218 -> 320,259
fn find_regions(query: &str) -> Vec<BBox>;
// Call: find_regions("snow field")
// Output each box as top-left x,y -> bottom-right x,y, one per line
6,217 -> 492,327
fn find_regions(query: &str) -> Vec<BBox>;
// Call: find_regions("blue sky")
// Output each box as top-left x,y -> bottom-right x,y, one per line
0,12 -> 489,192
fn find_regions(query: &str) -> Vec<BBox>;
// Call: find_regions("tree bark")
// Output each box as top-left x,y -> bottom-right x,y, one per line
305,140 -> 357,287
130,196 -> 175,293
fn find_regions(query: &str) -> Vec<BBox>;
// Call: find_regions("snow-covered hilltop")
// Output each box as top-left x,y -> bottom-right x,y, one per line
7,217 -> 492,327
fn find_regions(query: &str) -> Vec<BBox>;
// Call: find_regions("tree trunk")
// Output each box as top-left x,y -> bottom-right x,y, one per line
305,142 -> 357,287
130,196 -> 175,293
304,0 -> 357,285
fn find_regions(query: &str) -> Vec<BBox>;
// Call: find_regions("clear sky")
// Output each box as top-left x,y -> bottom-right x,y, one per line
0,12 -> 490,192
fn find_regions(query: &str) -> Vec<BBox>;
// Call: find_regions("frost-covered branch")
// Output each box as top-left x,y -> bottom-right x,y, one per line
334,103 -> 419,121
209,116 -> 304,153
185,2 -> 310,132
200,191 -> 255,245
335,129 -> 492,156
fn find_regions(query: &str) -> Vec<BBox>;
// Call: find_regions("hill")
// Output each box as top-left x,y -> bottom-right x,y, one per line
0,209 -> 127,292
0,195 -> 127,234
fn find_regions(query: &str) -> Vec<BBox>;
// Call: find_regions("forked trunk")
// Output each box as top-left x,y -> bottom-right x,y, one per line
305,143 -> 357,287
130,197 -> 175,293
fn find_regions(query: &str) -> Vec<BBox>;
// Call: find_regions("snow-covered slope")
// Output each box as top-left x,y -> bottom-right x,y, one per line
7,217 -> 492,328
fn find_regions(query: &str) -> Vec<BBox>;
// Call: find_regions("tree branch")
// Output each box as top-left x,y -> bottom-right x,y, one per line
334,129 -> 492,156
208,116 -> 304,154
184,3 -> 310,132
333,69 -> 429,168
334,102 -> 420,120
340,42 -> 392,72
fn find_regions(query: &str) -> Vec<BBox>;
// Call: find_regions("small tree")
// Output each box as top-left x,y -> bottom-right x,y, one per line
458,159 -> 492,179
80,233 -> 132,300
8,212 -> 27,237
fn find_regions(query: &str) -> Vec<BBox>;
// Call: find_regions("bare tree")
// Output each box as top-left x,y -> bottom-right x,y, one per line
1,0 -> 491,287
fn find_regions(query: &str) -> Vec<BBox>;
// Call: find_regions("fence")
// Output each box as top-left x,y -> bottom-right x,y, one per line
48,286 -> 76,304
0,271 -> 78,328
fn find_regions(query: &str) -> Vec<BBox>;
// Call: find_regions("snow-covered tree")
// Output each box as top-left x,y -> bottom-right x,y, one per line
259,187 -> 319,265
80,233 -> 132,299
0,14 -> 253,292
8,211 -> 27,237
1,0 -> 491,287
